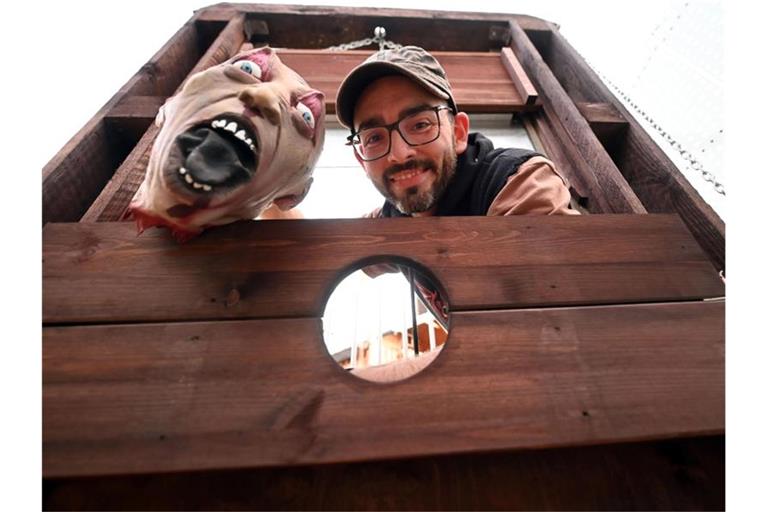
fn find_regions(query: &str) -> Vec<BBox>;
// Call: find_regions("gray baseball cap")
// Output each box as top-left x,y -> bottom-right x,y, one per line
336,45 -> 458,130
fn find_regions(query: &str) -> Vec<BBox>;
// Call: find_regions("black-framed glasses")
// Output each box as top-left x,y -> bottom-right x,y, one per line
347,105 -> 453,162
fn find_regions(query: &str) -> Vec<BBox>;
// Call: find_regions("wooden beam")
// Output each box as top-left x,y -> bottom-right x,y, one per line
43,300 -> 724,477
43,216 -> 724,325
196,4 -> 553,50
507,20 -> 646,214
44,435 -> 723,510
501,47 -> 538,105
276,49 -> 535,115
539,23 -> 725,271
42,21 -> 203,224
81,15 -> 248,223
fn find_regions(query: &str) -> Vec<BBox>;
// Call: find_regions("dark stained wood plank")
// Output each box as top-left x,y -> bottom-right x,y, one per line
501,47 -> 538,105
276,49 -> 532,115
196,5 -> 543,51
42,21 -> 203,225
575,101 -> 627,126
43,300 -> 724,477
533,22 -> 724,271
43,216 -> 724,324
81,15 -> 248,223
508,20 -> 646,214
43,435 -> 724,511
105,95 -> 166,125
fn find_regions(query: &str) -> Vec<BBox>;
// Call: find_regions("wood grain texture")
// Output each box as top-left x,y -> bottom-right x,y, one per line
524,111 -> 598,211
43,215 -> 723,324
43,435 -> 724,510
508,20 -> 646,214
42,21 -> 202,225
276,49 -> 533,114
536,22 -> 725,271
501,47 -> 538,105
43,300 -> 724,477
81,15 -> 248,223
196,5 -> 546,51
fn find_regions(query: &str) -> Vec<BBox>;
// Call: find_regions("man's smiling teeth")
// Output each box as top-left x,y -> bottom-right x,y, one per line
391,168 -> 427,181
178,167 -> 212,192
210,118 -> 255,151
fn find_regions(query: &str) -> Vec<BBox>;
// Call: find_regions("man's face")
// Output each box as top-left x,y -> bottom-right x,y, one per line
352,75 -> 469,215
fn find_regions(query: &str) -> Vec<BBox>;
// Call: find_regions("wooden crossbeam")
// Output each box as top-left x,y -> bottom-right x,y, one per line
43,300 -> 724,477
43,215 -> 723,325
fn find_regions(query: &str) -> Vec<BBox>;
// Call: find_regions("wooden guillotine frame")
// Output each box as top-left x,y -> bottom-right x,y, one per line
43,4 -> 725,510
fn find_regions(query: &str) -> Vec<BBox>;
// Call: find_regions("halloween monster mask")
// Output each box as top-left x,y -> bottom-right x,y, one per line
129,47 -> 325,240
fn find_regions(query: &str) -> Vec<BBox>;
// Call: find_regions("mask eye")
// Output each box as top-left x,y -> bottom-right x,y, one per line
296,102 -> 315,129
232,60 -> 262,79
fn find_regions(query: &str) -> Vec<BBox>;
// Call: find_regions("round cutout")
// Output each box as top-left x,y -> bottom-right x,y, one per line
322,259 -> 450,383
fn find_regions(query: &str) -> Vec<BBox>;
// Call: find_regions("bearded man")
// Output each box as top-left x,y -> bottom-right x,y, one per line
335,46 -> 578,218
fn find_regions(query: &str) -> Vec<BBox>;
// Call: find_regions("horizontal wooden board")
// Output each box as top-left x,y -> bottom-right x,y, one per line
43,300 -> 724,477
276,49 -> 533,113
43,215 -> 723,324
196,5 -> 533,51
44,436 -> 724,510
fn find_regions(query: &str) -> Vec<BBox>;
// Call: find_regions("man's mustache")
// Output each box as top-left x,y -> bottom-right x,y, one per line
384,159 -> 437,180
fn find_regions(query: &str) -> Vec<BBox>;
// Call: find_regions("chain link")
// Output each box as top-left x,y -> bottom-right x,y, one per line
587,61 -> 725,197
326,26 -> 402,52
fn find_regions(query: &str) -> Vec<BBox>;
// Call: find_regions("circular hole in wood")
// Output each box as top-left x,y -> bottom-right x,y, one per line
321,258 -> 450,383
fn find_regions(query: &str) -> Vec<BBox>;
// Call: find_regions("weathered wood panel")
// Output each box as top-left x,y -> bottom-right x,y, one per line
43,435 -> 724,510
43,300 -> 724,477
508,21 -> 646,214
276,49 -> 534,114
197,4 -> 542,51
501,47 -> 538,105
42,20 -> 204,224
575,101 -> 629,158
531,21 -> 725,271
104,95 -> 167,144
43,216 -> 723,324
81,15 -> 248,223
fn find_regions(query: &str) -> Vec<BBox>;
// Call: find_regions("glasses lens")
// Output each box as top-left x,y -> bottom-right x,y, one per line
356,127 -> 389,161
399,109 -> 440,145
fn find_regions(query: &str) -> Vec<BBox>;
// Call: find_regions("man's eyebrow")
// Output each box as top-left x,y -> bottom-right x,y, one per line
357,103 -> 435,131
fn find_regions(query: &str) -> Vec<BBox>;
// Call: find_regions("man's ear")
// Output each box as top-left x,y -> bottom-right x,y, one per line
453,112 -> 470,155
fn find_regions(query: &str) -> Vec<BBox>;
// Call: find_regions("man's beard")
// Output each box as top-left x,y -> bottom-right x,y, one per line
378,144 -> 458,215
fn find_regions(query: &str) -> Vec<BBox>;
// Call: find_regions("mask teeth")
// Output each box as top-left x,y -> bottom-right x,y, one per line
178,167 -> 213,192
210,117 -> 256,152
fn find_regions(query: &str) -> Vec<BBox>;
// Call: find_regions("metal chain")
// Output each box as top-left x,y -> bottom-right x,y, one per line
587,61 -> 725,197
326,26 -> 402,52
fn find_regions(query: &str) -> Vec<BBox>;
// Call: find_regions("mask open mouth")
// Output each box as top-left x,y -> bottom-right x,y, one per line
171,114 -> 260,194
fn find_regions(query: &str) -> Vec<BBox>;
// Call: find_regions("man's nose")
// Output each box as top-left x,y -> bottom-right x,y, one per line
387,128 -> 416,163
238,85 -> 282,125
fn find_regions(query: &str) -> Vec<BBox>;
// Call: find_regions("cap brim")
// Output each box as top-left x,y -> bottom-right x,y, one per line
336,61 -> 450,130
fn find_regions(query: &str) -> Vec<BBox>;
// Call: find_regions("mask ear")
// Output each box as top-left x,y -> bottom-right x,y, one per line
273,178 -> 313,211
155,104 -> 166,128
155,97 -> 175,127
